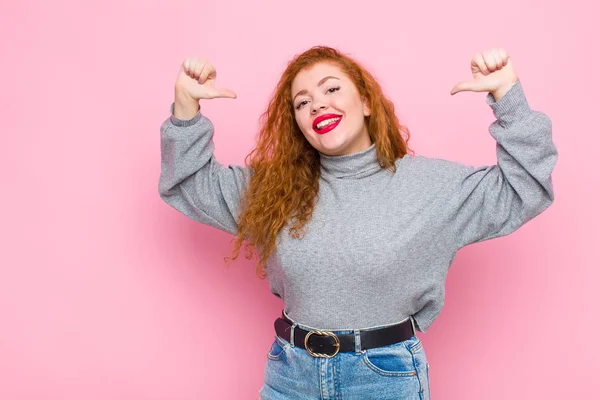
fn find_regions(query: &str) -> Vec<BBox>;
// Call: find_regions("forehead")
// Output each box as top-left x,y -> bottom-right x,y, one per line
291,62 -> 347,92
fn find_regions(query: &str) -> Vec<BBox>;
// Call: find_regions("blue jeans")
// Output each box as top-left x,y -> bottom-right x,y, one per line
259,317 -> 431,399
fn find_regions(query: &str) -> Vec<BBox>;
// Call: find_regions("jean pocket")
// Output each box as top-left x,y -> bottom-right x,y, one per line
267,336 -> 289,361
361,340 -> 419,377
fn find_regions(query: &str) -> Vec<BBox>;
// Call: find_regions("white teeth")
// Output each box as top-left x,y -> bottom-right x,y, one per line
316,117 -> 341,129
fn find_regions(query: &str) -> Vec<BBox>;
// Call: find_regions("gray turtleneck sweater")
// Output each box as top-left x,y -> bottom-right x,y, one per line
159,81 -> 557,332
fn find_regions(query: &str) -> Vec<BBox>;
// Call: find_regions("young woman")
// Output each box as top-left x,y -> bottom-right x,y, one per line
159,46 -> 557,399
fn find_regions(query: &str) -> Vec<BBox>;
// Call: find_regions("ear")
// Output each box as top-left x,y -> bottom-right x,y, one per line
362,97 -> 371,117
362,99 -> 371,117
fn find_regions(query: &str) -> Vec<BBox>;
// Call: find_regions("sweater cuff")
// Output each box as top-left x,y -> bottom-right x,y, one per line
169,102 -> 203,127
485,80 -> 532,126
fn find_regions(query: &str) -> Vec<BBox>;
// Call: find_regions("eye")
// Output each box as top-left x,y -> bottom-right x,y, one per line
295,100 -> 308,110
295,86 -> 340,110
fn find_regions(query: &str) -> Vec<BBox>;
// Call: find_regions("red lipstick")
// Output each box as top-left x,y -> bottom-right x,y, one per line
312,113 -> 343,135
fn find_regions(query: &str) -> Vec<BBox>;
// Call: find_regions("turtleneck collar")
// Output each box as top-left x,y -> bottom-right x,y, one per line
319,143 -> 382,179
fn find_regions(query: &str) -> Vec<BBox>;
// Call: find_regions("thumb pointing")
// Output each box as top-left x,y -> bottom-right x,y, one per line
450,80 -> 485,95
214,88 -> 237,99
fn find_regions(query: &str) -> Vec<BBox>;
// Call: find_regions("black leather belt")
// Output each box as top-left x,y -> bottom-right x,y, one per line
274,311 -> 415,358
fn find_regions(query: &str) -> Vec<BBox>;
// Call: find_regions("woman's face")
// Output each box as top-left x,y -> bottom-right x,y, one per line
291,62 -> 372,156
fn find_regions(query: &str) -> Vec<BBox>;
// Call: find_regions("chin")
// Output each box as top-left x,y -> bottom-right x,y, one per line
305,129 -> 355,155
319,144 -> 349,156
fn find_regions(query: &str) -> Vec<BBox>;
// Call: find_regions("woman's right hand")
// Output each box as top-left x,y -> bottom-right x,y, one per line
175,57 -> 237,101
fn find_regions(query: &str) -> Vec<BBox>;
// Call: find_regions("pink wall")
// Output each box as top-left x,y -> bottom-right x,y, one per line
1,0 -> 597,398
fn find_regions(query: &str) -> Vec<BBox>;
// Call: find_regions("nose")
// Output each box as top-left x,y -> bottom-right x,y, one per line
311,101 -> 327,114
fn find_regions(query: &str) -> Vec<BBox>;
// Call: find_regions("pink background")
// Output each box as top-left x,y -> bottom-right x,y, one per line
1,0 -> 598,398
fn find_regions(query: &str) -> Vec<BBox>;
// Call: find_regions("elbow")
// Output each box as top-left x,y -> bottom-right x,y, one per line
543,173 -> 556,208
540,191 -> 555,215
158,174 -> 177,200
523,186 -> 555,223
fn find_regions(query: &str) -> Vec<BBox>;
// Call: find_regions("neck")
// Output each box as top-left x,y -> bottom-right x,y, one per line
319,143 -> 381,179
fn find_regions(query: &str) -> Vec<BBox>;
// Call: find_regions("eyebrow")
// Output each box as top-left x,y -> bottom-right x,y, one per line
293,76 -> 340,102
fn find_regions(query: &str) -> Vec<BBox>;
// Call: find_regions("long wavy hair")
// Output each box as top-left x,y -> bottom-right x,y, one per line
225,46 -> 413,278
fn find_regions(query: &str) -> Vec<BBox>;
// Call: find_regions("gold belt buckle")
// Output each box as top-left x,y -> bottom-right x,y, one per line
304,330 -> 340,358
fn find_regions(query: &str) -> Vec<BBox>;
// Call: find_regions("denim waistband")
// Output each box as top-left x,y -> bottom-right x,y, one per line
281,309 -> 416,335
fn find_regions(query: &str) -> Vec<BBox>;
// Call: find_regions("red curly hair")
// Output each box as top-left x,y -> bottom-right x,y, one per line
225,46 -> 414,278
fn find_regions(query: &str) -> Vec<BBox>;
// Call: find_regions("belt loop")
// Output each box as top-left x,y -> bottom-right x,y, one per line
409,315 -> 416,336
289,323 -> 298,348
354,329 -> 361,354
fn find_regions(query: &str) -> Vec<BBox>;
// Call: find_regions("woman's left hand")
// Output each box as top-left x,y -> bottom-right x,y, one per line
450,48 -> 519,101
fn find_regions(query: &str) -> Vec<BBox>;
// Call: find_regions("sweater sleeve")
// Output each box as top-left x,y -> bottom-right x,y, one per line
443,80 -> 558,250
158,103 -> 252,235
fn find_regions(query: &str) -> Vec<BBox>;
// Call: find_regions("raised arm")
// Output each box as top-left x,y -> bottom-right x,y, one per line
441,80 -> 557,249
158,57 -> 252,235
435,49 -> 558,250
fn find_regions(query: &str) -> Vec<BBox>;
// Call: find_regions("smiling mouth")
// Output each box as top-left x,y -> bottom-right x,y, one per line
313,117 -> 342,134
